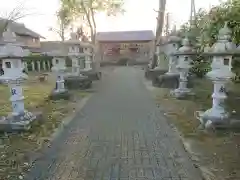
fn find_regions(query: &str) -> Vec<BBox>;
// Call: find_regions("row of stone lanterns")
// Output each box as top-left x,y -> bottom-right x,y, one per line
153,22 -> 239,129
0,28 -> 95,132
150,27 -> 183,88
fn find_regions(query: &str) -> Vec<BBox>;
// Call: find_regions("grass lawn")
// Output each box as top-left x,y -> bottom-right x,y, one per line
0,74 -> 90,180
154,78 -> 240,180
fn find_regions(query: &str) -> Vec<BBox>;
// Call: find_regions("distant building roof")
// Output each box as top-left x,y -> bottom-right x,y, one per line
96,30 -> 155,42
40,41 -> 69,54
25,47 -> 42,53
40,40 -> 93,54
0,18 -> 44,39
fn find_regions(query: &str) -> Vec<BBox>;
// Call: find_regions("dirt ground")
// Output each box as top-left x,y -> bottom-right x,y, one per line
152,78 -> 240,180
0,74 -> 89,180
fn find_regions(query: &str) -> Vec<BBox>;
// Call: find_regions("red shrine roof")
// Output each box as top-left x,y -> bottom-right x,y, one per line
96,30 -> 155,42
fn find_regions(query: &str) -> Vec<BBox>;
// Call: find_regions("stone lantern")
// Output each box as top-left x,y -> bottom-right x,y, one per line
83,46 -> 93,71
68,32 -> 82,76
196,22 -> 236,129
48,50 -> 67,94
171,36 -> 196,98
0,28 -> 38,131
146,42 -> 167,80
152,27 -> 182,88
165,26 -> 182,75
80,42 -> 101,81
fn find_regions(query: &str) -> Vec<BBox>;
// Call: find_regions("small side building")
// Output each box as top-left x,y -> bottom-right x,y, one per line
96,30 -> 155,65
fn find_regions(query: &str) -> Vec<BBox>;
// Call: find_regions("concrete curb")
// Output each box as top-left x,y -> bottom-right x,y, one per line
50,94 -> 92,141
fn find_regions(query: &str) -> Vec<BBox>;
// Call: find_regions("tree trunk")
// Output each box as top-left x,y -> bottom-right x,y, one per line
60,22 -> 65,41
81,3 -> 94,43
90,8 -> 97,43
152,0 -> 166,69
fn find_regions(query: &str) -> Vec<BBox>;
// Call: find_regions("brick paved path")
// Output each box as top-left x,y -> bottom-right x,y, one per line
25,67 -> 202,180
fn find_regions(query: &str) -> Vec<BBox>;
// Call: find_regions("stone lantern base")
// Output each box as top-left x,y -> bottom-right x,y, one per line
49,90 -> 71,101
196,108 -> 240,130
145,67 -> 168,80
152,73 -> 180,88
80,69 -> 101,81
171,87 -> 194,99
152,73 -> 194,89
196,108 -> 229,126
65,75 -> 92,90
0,111 -> 42,132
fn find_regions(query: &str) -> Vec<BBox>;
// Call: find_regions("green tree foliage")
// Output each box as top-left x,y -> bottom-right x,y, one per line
59,0 -> 125,43
178,0 -> 240,78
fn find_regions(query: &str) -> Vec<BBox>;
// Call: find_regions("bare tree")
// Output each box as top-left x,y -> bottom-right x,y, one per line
0,0 -> 32,36
49,7 -> 71,41
60,0 -> 125,44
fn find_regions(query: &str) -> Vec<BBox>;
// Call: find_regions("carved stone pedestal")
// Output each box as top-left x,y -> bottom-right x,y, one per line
153,73 -> 179,88
49,90 -> 71,101
65,76 -> 92,90
0,111 -> 42,132
80,69 -> 101,81
147,68 -> 168,80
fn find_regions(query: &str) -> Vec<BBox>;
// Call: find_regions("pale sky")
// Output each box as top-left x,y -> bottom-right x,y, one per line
1,0 -> 223,40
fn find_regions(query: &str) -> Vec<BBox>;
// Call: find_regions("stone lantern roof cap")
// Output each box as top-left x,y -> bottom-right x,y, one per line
0,69 -> 28,81
0,28 -> 30,57
218,22 -> 231,39
204,22 -> 236,56
43,50 -> 67,57
167,26 -> 181,43
204,45 -> 212,53
172,36 -> 196,56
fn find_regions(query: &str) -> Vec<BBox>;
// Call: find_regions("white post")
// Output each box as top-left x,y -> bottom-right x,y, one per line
37,61 -> 41,72
48,60 -> 51,71
31,61 -> 35,71
43,61 -> 46,71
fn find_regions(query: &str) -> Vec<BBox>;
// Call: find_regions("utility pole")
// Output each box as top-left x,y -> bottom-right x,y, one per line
151,0 -> 167,69
164,12 -> 170,36
189,0 -> 196,28
188,0 -> 197,46
155,0 -> 167,44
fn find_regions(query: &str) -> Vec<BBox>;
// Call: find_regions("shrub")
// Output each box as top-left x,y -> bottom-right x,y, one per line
190,60 -> 211,78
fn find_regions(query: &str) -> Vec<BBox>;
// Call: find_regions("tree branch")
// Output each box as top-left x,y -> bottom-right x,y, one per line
81,1 -> 94,42
0,1 -> 33,37
89,0 -> 96,42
